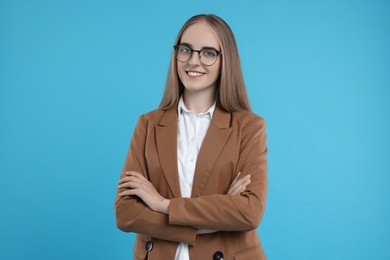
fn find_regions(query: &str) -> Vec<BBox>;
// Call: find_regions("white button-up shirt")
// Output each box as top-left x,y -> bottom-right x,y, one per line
174,95 -> 217,260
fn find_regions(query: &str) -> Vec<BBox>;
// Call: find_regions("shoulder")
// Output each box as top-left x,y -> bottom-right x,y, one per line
136,107 -> 172,127
140,107 -> 164,120
231,111 -> 267,151
231,110 -> 266,131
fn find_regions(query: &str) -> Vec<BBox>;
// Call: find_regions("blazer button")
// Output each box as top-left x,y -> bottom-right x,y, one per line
145,240 -> 153,252
213,251 -> 224,260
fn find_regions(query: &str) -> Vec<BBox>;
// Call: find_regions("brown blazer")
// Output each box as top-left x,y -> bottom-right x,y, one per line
114,102 -> 268,260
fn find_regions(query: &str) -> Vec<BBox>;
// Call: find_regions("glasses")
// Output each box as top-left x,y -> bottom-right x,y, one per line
174,44 -> 222,66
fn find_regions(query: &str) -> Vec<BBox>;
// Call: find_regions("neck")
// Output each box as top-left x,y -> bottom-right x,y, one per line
183,87 -> 216,114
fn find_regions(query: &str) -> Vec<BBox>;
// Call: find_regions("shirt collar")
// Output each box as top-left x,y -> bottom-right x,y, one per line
177,94 -> 217,120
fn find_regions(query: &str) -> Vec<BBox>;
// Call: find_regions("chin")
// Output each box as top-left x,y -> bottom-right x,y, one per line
183,84 -> 211,93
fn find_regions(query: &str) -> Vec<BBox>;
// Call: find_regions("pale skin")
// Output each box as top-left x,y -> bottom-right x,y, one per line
118,21 -> 252,234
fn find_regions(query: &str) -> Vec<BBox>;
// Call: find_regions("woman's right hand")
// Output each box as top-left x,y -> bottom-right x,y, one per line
227,172 -> 251,195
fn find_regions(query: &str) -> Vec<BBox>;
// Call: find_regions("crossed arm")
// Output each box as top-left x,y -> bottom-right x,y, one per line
118,170 -> 251,231
114,114 -> 267,245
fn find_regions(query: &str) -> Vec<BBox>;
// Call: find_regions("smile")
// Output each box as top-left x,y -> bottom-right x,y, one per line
186,71 -> 205,78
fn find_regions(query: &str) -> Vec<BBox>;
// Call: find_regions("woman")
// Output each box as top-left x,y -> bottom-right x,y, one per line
115,14 -> 268,260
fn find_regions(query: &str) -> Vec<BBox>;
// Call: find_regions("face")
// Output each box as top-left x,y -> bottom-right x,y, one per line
176,22 -> 222,94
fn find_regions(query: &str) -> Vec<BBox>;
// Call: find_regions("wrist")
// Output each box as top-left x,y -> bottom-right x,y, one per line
160,199 -> 170,215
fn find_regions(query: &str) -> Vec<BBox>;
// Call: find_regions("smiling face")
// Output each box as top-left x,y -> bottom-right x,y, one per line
177,21 -> 222,95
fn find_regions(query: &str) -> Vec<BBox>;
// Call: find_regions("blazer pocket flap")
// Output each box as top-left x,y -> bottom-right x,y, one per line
234,244 -> 265,260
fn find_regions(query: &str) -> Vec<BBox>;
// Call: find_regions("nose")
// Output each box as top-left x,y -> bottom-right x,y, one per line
188,51 -> 202,65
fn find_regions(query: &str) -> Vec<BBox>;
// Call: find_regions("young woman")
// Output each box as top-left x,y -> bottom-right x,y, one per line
115,14 -> 268,260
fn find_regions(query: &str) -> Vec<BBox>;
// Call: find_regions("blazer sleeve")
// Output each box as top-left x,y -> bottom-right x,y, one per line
114,115 -> 197,245
168,116 -> 268,231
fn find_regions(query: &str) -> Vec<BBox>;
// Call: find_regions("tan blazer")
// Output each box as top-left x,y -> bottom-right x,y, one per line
115,102 -> 268,260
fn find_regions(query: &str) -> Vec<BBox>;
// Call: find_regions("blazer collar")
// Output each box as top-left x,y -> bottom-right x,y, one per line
158,101 -> 231,129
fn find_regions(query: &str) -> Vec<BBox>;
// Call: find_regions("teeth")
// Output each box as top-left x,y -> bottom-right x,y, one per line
188,71 -> 204,77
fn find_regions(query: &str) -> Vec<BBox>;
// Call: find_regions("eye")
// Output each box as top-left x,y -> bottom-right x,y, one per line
201,49 -> 217,57
179,45 -> 191,54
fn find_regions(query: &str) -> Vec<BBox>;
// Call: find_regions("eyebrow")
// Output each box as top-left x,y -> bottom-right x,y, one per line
180,42 -> 220,51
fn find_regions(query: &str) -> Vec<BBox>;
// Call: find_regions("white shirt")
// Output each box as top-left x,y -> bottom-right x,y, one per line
174,95 -> 217,260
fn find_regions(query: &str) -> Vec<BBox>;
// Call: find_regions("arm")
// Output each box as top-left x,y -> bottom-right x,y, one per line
168,116 -> 268,231
118,170 -> 251,235
114,115 -> 197,245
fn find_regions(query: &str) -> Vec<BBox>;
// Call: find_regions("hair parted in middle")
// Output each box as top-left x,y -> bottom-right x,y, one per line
159,14 -> 251,112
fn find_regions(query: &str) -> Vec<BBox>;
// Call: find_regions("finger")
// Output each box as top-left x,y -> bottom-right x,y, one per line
118,176 -> 132,184
234,171 -> 241,180
229,174 -> 250,193
231,171 -> 242,184
228,186 -> 239,195
118,176 -> 142,185
118,178 -> 146,189
228,179 -> 251,195
118,182 -> 136,189
227,176 -> 241,194
228,185 -> 242,195
232,173 -> 250,186
231,184 -> 248,195
235,174 -> 251,186
120,187 -> 147,198
128,179 -> 149,189
229,185 -> 243,195
240,178 -> 251,186
118,182 -> 135,189
124,171 -> 138,176
237,179 -> 251,191
125,171 -> 145,179
241,174 -> 251,180
228,181 -> 241,194
119,189 -> 138,197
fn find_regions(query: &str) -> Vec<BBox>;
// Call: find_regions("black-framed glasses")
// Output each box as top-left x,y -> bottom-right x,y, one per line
174,44 -> 222,66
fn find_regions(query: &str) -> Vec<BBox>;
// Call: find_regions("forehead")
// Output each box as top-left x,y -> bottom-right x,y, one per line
180,21 -> 220,49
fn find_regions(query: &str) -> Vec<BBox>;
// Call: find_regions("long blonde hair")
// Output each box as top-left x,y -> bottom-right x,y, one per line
159,14 -> 251,112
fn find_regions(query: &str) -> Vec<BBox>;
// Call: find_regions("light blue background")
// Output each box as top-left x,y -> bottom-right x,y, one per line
1,0 -> 389,259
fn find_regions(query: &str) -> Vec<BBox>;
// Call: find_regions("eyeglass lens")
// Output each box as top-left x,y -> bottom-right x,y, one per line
176,45 -> 219,66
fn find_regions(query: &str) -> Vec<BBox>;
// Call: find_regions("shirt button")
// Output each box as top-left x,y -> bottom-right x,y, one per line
190,157 -> 194,162
190,136 -> 195,142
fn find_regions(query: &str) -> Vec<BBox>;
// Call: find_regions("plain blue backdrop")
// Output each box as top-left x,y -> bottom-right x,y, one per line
1,0 -> 389,259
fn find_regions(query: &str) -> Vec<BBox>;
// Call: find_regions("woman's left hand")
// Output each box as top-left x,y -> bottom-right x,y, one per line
118,171 -> 170,214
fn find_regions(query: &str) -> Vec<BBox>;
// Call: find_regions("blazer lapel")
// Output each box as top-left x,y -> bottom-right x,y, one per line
191,104 -> 232,197
155,106 -> 182,198
155,102 -> 232,199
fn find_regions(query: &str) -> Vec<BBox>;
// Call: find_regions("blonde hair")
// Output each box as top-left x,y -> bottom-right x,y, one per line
159,14 -> 251,112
